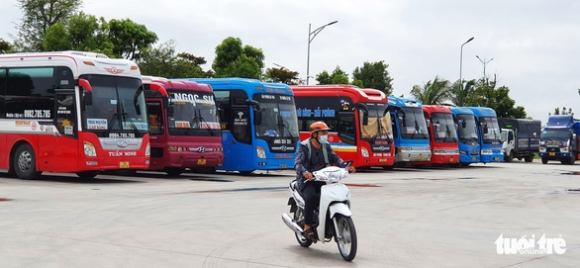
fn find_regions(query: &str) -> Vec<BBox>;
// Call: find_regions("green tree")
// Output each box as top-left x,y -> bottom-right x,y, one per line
13,0 -> 83,51
468,78 -> 527,118
352,60 -> 394,95
410,76 -> 451,105
212,37 -> 264,79
448,79 -> 477,106
316,66 -> 349,85
108,18 -> 158,60
43,12 -> 113,55
0,38 -> 14,54
138,40 -> 212,78
263,67 -> 301,85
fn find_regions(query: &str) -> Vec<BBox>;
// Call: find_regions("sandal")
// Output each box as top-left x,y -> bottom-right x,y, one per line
303,227 -> 315,237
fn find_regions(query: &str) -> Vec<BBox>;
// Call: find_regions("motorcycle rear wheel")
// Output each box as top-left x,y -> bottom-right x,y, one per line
335,215 -> 357,261
294,208 -> 312,247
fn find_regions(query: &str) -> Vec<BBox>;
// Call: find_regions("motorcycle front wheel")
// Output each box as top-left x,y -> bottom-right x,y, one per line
335,215 -> 357,261
294,208 -> 312,247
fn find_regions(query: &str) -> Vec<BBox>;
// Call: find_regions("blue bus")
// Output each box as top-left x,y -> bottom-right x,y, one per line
176,78 -> 299,173
387,96 -> 431,166
463,107 -> 503,163
450,107 -> 480,166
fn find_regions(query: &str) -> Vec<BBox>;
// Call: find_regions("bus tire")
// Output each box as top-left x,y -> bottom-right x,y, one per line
13,144 -> 42,180
77,171 -> 99,179
165,168 -> 185,176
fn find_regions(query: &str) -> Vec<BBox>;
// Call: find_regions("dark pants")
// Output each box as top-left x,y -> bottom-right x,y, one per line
302,181 -> 325,226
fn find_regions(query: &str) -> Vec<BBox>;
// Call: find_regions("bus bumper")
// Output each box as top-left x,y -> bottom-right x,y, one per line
82,155 -> 150,170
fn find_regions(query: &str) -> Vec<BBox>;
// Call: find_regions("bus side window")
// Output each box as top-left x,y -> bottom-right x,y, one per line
391,113 -> 398,138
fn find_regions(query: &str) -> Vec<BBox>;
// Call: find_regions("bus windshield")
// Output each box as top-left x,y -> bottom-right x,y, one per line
480,116 -> 501,143
541,129 -> 570,140
360,103 -> 392,143
400,107 -> 429,140
81,74 -> 148,138
255,94 -> 299,139
431,112 -> 457,143
456,114 -> 478,144
167,90 -> 220,137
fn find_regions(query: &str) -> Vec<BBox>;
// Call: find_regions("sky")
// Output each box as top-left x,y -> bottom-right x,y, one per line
1,0 -> 580,123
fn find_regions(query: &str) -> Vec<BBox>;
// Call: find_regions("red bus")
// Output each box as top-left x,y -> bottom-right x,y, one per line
143,77 -> 223,176
411,105 -> 459,165
292,85 -> 395,168
0,51 -> 161,179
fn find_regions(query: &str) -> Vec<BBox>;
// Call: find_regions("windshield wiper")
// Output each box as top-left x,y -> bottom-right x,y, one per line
196,108 -> 215,136
120,100 -> 140,137
277,113 -> 296,140
104,111 -> 119,137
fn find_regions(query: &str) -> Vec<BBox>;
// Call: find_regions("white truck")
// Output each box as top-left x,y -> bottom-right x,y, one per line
499,118 -> 541,162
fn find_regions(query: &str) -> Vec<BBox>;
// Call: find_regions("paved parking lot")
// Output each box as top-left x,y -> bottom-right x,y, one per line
0,161 -> 579,267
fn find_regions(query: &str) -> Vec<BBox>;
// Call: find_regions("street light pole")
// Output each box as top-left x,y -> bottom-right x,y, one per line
476,55 -> 493,82
459,37 -> 474,93
306,20 -> 338,85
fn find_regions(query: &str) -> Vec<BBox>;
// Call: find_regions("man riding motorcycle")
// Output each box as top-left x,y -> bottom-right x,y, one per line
294,121 -> 356,237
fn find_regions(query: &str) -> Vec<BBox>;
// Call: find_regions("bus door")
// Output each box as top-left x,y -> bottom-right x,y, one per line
146,100 -> 166,168
216,90 -> 253,171
39,89 -> 79,171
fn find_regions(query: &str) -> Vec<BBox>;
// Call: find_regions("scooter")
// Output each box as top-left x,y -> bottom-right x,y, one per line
281,162 -> 357,261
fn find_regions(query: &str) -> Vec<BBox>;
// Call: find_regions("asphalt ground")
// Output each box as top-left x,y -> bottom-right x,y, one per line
0,161 -> 579,267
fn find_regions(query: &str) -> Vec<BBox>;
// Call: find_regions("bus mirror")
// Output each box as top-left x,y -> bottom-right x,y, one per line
483,125 -> 489,134
462,121 -> 467,128
254,108 -> 262,126
167,106 -> 174,117
77,78 -> 92,92
363,114 -> 368,126
148,82 -> 168,96
84,91 -> 93,106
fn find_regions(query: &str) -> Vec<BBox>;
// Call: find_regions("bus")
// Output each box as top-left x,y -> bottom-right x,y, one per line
450,107 -> 480,165
175,78 -> 299,173
143,77 -> 223,176
0,51 -> 158,179
291,85 -> 395,169
387,96 -> 431,166
412,105 -> 459,165
464,107 -> 503,163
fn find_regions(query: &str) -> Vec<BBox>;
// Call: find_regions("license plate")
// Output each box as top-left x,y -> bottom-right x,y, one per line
495,157 -> 499,161
417,155 -> 423,160
119,161 -> 130,169
472,157 -> 476,161
549,152 -> 555,156
379,158 -> 387,162
197,158 -> 207,165
450,158 -> 455,162
279,164 -> 288,169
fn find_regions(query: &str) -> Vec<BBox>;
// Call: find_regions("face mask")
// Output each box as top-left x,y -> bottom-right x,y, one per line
318,135 -> 328,144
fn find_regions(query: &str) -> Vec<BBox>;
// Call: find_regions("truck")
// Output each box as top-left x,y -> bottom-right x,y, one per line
539,115 -> 580,165
498,118 -> 541,162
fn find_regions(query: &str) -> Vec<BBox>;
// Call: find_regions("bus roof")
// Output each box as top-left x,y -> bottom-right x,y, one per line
462,107 -> 497,117
387,96 -> 422,107
291,85 -> 386,102
143,76 -> 213,93
174,77 -> 292,94
0,50 -> 140,78
450,107 -> 475,115
422,105 -> 453,113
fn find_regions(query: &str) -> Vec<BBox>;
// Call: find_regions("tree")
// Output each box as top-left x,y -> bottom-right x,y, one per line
352,60 -> 394,95
13,0 -> 83,51
263,67 -> 301,85
410,76 -> 451,105
468,78 -> 527,118
108,18 -> 158,60
0,38 -> 14,54
549,106 -> 573,116
138,40 -> 212,78
212,37 -> 264,79
43,12 -> 113,55
448,79 -> 477,106
316,66 -> 349,85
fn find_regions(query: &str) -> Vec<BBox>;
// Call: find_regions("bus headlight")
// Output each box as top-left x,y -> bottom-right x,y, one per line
361,147 -> 369,157
84,141 -> 97,157
257,146 -> 266,159
459,150 -> 468,155
146,142 -> 150,156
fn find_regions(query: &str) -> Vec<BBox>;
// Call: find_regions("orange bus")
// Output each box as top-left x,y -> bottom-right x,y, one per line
410,105 -> 459,165
292,85 -> 394,168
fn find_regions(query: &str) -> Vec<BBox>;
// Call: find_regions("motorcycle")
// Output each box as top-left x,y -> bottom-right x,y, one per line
281,162 -> 357,261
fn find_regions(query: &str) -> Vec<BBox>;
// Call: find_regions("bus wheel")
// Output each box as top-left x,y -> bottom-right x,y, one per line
165,168 -> 185,177
13,144 -> 42,180
77,171 -> 99,179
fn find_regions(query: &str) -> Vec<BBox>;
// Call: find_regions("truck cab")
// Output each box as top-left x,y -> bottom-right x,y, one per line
539,115 -> 580,165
